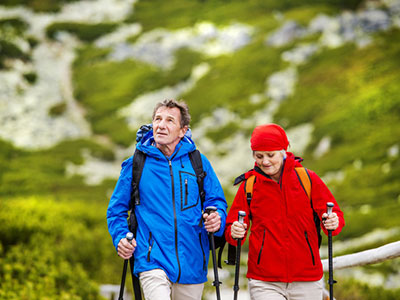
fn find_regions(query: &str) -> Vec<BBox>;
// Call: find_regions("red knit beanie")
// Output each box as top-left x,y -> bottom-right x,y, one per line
250,124 -> 289,151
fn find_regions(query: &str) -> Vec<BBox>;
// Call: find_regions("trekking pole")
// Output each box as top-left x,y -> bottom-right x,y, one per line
205,206 -> 221,300
233,211 -> 246,300
118,232 -> 134,300
326,202 -> 336,300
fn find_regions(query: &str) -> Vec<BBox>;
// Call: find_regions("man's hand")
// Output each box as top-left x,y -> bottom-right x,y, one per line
231,221 -> 247,239
203,211 -> 221,233
117,237 -> 137,259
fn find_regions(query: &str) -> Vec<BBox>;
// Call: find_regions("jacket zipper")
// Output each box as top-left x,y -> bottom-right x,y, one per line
304,231 -> 315,265
169,159 -> 182,282
199,233 -> 206,271
147,232 -> 154,262
184,178 -> 188,205
257,229 -> 266,264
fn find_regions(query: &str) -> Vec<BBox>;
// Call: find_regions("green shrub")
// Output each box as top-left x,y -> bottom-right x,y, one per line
0,196 -> 121,287
0,0 -> 80,12
0,40 -> 30,68
0,139 -> 115,198
0,196 -> 121,299
127,0 -> 361,33
72,46 -> 203,146
334,277 -> 400,300
46,22 -> 118,42
49,102 -> 67,116
23,72 -> 37,84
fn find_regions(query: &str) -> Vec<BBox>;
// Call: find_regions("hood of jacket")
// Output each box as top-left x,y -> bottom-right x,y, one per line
136,129 -> 196,159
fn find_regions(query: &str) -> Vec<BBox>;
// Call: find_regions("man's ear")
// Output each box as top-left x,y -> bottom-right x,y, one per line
180,126 -> 188,138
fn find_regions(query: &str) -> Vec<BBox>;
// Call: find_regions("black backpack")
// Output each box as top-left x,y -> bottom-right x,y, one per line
128,125 -> 226,267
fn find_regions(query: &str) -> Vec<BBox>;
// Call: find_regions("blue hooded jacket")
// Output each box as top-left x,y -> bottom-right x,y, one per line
107,130 -> 227,284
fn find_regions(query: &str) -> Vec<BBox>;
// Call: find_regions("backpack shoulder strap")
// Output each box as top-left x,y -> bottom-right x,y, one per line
294,167 -> 312,201
243,174 -> 256,220
189,150 -> 228,268
131,149 -> 147,207
189,150 -> 207,208
244,175 -> 256,205
294,167 -> 323,247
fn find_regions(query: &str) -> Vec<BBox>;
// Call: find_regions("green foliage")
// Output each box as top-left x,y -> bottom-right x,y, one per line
0,196 -> 118,299
23,71 -> 37,84
73,46 -> 204,146
49,102 -> 67,116
46,22 -> 118,42
0,139 -> 115,198
0,40 -> 30,68
0,0 -> 79,12
182,40 -> 283,125
127,0 -> 361,33
0,18 -> 28,32
334,276 -> 400,300
0,18 -> 31,68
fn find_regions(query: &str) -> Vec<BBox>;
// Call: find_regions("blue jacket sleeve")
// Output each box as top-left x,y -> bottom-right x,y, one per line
201,154 -> 227,237
106,157 -> 133,251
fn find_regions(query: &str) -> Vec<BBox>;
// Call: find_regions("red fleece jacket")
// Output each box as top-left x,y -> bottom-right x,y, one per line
225,153 -> 345,282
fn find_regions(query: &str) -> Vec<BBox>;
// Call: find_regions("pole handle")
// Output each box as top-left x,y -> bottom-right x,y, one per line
126,232 -> 134,242
238,211 -> 246,224
327,202 -> 334,216
205,206 -> 217,215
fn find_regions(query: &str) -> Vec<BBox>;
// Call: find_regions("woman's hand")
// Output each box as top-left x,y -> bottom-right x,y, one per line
322,212 -> 339,231
231,221 -> 247,239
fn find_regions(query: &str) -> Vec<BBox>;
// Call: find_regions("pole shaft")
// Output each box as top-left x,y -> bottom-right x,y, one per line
209,232 -> 221,300
118,260 -> 129,300
233,239 -> 242,300
328,230 -> 333,300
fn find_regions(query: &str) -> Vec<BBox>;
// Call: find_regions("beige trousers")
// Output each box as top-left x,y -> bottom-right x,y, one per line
139,269 -> 204,300
248,278 -> 323,300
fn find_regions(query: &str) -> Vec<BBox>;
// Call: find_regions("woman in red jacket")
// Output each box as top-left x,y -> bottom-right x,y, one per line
225,123 -> 345,300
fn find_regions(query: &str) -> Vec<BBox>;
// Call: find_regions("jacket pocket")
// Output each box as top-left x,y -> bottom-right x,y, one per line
179,171 -> 199,211
304,231 -> 315,265
257,229 -> 266,265
147,232 -> 154,262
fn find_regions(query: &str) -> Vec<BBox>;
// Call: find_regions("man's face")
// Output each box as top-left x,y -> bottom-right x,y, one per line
152,106 -> 187,149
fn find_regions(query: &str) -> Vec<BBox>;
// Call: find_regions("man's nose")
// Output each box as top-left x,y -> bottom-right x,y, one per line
158,119 -> 167,128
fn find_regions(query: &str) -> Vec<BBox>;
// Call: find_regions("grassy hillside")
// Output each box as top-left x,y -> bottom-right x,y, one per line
1,0 -> 399,299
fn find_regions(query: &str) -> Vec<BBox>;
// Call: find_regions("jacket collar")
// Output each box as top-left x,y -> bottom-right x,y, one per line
137,130 -> 196,160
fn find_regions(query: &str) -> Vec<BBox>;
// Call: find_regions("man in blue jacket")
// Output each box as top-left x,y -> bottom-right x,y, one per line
107,99 -> 227,300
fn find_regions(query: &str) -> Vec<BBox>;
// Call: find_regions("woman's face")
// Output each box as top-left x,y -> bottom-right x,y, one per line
253,150 -> 284,181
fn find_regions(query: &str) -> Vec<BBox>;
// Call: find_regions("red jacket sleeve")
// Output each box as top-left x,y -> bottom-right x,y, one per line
309,170 -> 345,236
224,181 -> 251,246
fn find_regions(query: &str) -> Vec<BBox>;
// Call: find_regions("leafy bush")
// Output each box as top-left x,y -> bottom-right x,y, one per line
0,0 -> 79,12
0,139 -> 115,198
127,0 -> 361,32
73,46 -> 204,146
0,196 -> 122,298
46,22 -> 118,42
334,277 -> 400,300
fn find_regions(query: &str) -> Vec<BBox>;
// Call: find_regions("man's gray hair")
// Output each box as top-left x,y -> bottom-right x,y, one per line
152,99 -> 191,128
